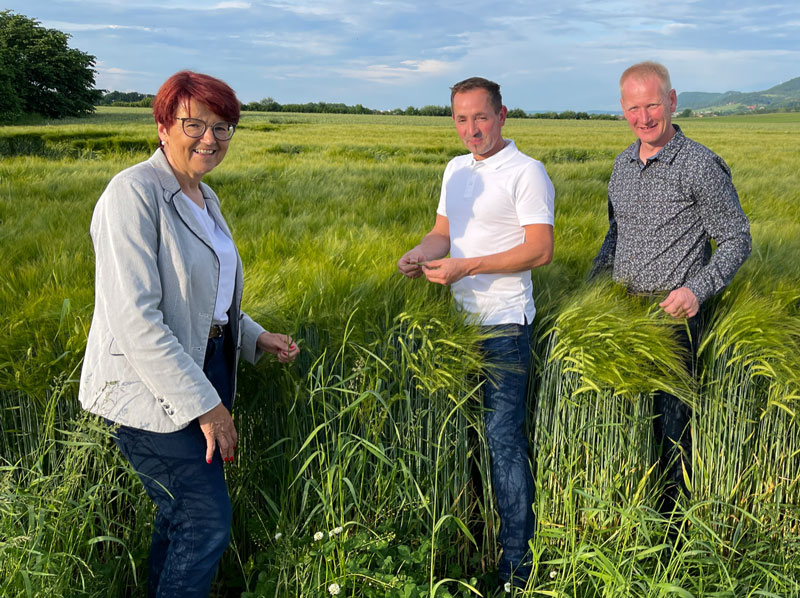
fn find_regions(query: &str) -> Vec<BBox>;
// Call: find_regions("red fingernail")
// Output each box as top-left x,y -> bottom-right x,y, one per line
207,458 -> 212,464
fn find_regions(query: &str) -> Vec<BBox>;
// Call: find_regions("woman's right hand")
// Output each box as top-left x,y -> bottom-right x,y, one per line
197,403 -> 238,464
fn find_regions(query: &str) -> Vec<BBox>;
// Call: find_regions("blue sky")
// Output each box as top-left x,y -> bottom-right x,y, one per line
6,1 -> 800,111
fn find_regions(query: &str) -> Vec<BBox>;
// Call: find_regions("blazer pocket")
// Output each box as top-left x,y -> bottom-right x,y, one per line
108,338 -> 124,356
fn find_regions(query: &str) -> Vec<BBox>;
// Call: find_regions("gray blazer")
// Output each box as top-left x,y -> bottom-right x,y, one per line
79,149 -> 266,432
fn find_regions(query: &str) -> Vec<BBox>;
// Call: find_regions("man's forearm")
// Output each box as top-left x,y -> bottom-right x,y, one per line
417,232 -> 451,261
459,224 -> 553,276
686,232 -> 751,304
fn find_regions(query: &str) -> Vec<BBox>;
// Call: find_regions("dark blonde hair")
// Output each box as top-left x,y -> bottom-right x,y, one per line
450,77 -> 503,113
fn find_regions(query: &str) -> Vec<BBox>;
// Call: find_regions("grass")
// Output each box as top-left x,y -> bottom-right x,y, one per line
1,109 -> 799,597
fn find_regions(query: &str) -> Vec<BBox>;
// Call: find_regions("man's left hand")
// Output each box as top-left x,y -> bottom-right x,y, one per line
659,287 -> 699,319
422,258 -> 469,286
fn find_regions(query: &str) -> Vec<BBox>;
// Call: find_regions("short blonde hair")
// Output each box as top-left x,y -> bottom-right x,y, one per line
619,61 -> 672,96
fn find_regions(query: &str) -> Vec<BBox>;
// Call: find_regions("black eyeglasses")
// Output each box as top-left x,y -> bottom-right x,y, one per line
176,117 -> 236,141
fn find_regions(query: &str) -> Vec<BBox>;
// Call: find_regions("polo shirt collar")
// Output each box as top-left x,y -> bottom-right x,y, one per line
470,139 -> 516,170
628,124 -> 686,165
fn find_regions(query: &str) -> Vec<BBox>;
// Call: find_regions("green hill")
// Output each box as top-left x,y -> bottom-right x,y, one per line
677,76 -> 800,113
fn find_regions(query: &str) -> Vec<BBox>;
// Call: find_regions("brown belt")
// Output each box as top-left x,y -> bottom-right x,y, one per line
208,324 -> 224,339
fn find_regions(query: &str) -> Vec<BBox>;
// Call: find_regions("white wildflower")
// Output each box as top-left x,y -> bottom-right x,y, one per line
313,531 -> 324,541
330,526 -> 343,536
549,569 -> 557,579
273,532 -> 282,540
328,582 -> 341,595
504,581 -> 512,593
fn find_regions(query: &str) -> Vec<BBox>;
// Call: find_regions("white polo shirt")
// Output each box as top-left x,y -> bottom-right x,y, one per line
436,140 -> 554,325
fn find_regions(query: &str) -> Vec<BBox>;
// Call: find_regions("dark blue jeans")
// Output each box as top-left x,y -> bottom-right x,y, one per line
109,334 -> 233,598
480,322 -> 535,582
653,312 -> 702,516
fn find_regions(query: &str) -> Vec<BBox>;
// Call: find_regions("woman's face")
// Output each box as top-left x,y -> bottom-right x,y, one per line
157,97 -> 232,186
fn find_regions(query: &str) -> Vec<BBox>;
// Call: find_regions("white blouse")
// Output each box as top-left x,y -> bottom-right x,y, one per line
182,193 -> 237,325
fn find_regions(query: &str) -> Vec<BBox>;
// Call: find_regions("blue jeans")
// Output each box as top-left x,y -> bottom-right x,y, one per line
480,322 -> 535,582
109,333 -> 233,598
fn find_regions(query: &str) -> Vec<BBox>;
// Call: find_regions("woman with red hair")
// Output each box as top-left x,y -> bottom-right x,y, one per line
79,71 -> 299,597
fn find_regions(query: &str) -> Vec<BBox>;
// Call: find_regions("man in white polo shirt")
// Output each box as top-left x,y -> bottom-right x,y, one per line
398,77 -> 555,586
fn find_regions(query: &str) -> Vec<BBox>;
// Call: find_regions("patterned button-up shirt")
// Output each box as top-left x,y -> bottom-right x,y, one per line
590,125 -> 751,305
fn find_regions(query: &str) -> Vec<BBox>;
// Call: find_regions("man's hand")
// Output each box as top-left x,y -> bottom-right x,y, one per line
659,287 -> 699,318
398,248 -> 428,279
197,403 -> 237,464
257,332 -> 300,363
422,258 -> 469,286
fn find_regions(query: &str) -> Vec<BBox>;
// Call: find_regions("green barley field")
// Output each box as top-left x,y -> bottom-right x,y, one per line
1,108 -> 799,597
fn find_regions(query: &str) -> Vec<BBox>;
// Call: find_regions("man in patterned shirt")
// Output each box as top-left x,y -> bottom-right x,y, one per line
590,61 -> 751,517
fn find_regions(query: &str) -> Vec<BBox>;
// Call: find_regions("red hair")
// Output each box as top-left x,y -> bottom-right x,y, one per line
153,71 -> 240,127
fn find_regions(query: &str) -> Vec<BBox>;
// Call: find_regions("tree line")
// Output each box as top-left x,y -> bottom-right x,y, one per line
98,93 -> 619,120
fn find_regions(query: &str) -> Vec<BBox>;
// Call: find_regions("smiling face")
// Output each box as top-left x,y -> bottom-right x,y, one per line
620,74 -> 678,157
157,97 -> 230,188
452,88 -> 507,160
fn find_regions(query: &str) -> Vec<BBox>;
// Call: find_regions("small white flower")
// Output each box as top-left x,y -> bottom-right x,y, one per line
313,531 -> 324,541
549,570 -> 557,579
504,581 -> 512,593
328,582 -> 341,595
273,532 -> 282,540
331,526 -> 343,535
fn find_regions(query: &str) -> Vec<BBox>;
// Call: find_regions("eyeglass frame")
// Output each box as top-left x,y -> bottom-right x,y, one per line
175,117 -> 237,141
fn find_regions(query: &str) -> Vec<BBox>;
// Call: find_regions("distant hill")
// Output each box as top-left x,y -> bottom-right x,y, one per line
677,76 -> 800,113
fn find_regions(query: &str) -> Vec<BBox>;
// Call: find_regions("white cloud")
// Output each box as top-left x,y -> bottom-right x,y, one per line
212,1 -> 251,8
339,59 -> 453,83
100,67 -> 151,75
250,31 -> 341,56
267,2 -> 341,18
45,21 -> 156,33
661,23 -> 696,35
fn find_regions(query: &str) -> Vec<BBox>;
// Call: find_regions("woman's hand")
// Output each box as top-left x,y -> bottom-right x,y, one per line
197,403 -> 238,464
257,332 -> 300,363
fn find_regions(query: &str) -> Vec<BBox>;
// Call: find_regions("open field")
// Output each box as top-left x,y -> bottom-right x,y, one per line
1,109 -> 799,597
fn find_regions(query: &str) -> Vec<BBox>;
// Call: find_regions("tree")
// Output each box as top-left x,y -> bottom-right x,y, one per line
506,108 -> 528,118
419,104 -> 450,116
0,10 -> 102,119
0,43 -> 23,118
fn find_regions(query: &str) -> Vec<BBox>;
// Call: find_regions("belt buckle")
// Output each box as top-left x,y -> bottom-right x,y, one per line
209,324 -> 224,339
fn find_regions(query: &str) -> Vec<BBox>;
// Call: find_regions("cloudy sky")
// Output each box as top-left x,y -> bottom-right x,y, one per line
7,0 -> 800,111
